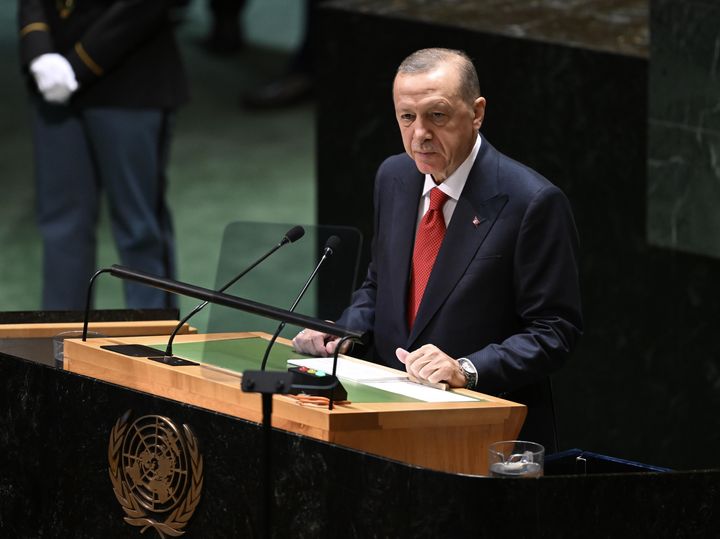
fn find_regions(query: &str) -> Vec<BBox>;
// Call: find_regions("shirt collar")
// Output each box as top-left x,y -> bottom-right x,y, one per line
421,134 -> 482,201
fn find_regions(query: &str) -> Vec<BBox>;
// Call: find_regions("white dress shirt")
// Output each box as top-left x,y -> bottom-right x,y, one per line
415,134 -> 482,230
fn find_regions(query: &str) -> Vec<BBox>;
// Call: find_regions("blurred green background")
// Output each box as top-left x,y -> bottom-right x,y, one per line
0,1 -> 316,332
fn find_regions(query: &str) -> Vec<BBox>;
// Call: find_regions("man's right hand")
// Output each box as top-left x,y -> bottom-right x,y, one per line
292,329 -> 345,357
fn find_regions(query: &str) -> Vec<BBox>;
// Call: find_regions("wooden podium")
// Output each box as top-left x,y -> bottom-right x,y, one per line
64,331 -> 525,475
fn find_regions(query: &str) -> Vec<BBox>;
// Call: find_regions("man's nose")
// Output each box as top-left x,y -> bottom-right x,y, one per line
413,119 -> 432,141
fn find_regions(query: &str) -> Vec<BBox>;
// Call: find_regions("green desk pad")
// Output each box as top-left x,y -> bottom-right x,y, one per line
158,337 -> 482,404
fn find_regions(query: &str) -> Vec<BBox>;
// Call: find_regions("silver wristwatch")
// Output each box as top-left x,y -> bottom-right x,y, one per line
457,358 -> 477,389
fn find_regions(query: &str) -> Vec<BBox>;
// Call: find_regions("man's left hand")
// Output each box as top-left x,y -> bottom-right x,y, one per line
396,345 -> 466,388
30,53 -> 79,104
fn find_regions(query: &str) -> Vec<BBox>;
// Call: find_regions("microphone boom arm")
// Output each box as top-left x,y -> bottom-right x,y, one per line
108,264 -> 364,340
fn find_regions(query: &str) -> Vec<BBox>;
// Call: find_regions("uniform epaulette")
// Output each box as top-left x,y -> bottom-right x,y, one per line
20,22 -> 49,37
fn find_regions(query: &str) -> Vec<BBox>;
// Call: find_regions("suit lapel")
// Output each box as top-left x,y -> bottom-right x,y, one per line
407,140 -> 508,346
387,170 -> 423,341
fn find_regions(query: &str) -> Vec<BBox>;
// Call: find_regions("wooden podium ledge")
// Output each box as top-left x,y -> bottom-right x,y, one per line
0,320 -> 196,339
64,332 -> 526,475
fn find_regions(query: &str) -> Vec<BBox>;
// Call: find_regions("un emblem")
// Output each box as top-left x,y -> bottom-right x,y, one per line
109,411 -> 203,538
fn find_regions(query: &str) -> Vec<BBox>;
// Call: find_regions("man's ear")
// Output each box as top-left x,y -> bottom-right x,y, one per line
473,97 -> 486,130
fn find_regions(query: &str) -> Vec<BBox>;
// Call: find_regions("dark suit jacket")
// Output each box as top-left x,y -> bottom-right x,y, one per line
19,0 -> 188,108
336,137 -> 583,449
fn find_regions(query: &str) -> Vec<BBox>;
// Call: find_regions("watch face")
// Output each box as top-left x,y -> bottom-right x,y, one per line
458,359 -> 476,389
458,360 -> 470,386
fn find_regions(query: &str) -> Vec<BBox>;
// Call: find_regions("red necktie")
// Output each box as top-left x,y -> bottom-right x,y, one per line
408,187 -> 449,328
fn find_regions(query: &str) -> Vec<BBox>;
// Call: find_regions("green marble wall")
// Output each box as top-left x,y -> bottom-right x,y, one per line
649,0 -> 720,257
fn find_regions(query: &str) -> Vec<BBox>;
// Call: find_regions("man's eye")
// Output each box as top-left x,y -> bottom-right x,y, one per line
431,112 -> 446,121
400,114 -> 415,122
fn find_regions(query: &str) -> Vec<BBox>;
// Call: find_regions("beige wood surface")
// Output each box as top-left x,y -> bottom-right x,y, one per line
0,320 -> 196,339
64,332 -> 526,475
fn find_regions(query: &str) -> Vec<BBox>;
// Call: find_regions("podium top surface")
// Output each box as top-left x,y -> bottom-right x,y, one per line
63,331 -> 525,415
161,336 -> 481,404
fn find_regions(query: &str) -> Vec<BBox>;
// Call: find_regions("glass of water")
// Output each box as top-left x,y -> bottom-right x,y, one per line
488,440 -> 544,478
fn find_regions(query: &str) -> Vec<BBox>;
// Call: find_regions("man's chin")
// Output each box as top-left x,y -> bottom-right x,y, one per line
413,160 -> 438,175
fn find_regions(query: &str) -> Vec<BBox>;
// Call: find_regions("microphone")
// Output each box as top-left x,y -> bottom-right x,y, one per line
157,225 -> 305,361
259,235 -> 341,371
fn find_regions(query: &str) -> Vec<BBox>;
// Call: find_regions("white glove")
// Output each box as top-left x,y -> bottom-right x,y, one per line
29,53 -> 79,104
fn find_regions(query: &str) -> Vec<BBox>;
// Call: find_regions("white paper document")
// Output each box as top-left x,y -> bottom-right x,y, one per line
287,356 -> 404,382
287,357 -> 477,403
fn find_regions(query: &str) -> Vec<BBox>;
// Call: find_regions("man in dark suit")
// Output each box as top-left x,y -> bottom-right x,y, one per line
293,48 -> 582,448
18,0 -> 188,309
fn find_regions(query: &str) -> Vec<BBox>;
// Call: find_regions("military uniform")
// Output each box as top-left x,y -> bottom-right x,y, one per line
19,0 -> 189,309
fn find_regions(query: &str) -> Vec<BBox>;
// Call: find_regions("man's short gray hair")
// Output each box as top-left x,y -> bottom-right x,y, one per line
397,48 -> 481,106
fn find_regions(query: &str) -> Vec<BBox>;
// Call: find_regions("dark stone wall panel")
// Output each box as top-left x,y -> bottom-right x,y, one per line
650,0 -> 720,132
648,0 -> 720,258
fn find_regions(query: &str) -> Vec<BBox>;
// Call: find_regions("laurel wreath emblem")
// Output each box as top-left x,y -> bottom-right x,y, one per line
108,411 -> 204,538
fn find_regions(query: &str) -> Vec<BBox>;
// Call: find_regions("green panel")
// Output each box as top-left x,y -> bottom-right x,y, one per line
158,337 -> 480,404
172,337 -> 306,372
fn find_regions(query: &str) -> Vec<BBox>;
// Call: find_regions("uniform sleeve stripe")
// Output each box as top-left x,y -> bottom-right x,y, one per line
20,22 -> 50,37
74,42 -> 104,76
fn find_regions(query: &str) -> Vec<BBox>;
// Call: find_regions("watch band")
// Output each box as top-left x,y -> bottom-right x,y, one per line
457,358 -> 477,389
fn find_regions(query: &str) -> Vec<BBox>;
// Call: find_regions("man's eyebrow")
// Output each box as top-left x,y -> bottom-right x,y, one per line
425,99 -> 452,108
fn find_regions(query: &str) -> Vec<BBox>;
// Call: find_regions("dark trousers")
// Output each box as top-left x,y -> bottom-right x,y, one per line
31,102 -> 176,310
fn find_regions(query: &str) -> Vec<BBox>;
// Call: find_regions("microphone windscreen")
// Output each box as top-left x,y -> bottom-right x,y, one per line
325,235 -> 341,254
284,225 -> 305,244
